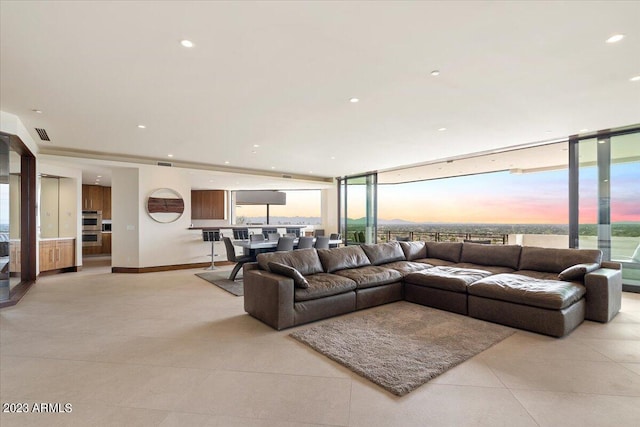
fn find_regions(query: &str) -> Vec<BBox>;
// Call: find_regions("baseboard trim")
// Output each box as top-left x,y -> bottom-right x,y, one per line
112,261 -> 234,274
38,266 -> 79,276
0,280 -> 35,309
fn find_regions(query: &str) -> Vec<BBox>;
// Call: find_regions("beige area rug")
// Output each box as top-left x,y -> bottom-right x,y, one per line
195,271 -> 243,296
290,302 -> 515,396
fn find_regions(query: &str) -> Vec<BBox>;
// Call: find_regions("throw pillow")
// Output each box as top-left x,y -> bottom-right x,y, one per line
558,263 -> 600,281
268,262 -> 309,289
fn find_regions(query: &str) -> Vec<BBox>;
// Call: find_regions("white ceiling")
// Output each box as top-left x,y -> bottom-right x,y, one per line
2,1 -> 640,183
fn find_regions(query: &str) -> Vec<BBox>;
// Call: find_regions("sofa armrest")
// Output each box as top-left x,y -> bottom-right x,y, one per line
243,269 -> 295,330
584,268 -> 622,322
601,261 -> 622,270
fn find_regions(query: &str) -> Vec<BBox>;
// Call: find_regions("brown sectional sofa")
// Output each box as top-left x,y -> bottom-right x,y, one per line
242,241 -> 623,337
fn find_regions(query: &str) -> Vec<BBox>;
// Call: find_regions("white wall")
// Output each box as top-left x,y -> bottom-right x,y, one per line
112,168 -> 140,268
0,111 -> 39,155
112,165 -> 213,268
321,186 -> 339,235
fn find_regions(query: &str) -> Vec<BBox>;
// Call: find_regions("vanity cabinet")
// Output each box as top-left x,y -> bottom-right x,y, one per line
191,190 -> 225,220
39,239 -> 75,272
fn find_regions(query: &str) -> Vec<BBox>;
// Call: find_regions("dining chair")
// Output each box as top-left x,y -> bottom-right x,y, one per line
284,233 -> 297,238
329,233 -> 341,240
250,234 -> 265,242
314,236 -> 330,249
296,236 -> 314,249
314,229 -> 325,237
267,233 -> 280,242
276,237 -> 295,252
222,237 -> 254,281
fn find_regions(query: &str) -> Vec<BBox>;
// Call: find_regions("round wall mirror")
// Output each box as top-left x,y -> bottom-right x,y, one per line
146,188 -> 185,223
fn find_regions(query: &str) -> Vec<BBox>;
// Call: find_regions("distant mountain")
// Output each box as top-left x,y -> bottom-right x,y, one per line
347,217 -> 417,225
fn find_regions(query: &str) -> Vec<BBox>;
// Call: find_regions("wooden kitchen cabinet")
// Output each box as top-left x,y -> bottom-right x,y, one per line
102,186 -> 112,219
101,233 -> 111,254
191,190 -> 225,220
82,184 -> 103,211
40,239 -> 75,272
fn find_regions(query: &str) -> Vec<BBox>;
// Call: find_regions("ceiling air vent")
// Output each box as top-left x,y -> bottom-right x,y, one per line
157,161 -> 173,167
35,128 -> 50,141
281,174 -> 292,179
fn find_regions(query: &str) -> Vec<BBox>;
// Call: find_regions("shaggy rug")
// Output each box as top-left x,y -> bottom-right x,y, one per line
195,271 -> 243,296
290,302 -> 514,396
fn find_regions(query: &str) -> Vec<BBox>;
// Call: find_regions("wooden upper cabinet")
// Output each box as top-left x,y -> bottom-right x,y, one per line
82,184 -> 104,211
191,190 -> 225,219
102,186 -> 112,219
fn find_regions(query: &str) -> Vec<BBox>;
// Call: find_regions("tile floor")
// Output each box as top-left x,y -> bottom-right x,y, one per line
1,262 -> 639,426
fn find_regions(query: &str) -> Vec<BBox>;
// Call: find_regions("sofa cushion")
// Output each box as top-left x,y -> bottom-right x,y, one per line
513,270 -> 561,281
426,242 -> 462,263
257,248 -> 323,276
382,260 -> 433,275
467,273 -> 586,310
294,273 -> 357,302
460,243 -> 522,270
268,262 -> 309,289
415,257 -> 456,267
334,265 -> 403,289
518,247 -> 602,274
454,262 -> 515,274
399,241 -> 427,261
361,241 -> 406,265
404,266 -> 493,293
317,245 -> 371,273
558,263 -> 601,281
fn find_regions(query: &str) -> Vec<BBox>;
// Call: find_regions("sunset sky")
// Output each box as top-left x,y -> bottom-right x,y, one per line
235,162 -> 638,225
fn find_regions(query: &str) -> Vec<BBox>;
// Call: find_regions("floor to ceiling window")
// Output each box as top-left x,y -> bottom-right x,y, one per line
576,130 -> 640,291
338,174 -> 377,244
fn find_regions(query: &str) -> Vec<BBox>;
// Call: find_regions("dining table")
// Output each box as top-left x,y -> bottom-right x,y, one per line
233,238 -> 342,257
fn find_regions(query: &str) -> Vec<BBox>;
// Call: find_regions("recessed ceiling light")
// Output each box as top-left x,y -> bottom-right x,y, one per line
224,161 -> 230,164
606,34 -> 625,43
253,144 -> 260,148
349,97 -> 359,103
579,128 -> 589,132
630,75 -> 640,82
209,180 -> 214,183
430,70 -> 440,76
32,109 -> 42,113
271,166 -> 276,169
309,171 -> 313,174
97,175 -> 102,178
180,40 -> 194,48
330,156 -> 336,160
137,124 -> 146,129
438,127 -> 447,131
168,154 -> 174,157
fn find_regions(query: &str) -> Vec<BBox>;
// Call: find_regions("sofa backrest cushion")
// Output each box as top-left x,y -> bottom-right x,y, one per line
361,242 -> 406,265
426,242 -> 462,263
461,243 -> 522,270
519,246 -> 602,273
256,248 -> 323,276
558,262 -> 601,281
268,262 -> 309,288
317,245 -> 371,273
399,241 -> 427,260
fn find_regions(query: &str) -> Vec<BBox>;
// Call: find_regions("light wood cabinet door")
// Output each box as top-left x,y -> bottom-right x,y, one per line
9,241 -> 21,273
40,239 -> 76,271
102,187 -> 112,219
57,240 -> 75,268
39,241 -> 56,271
